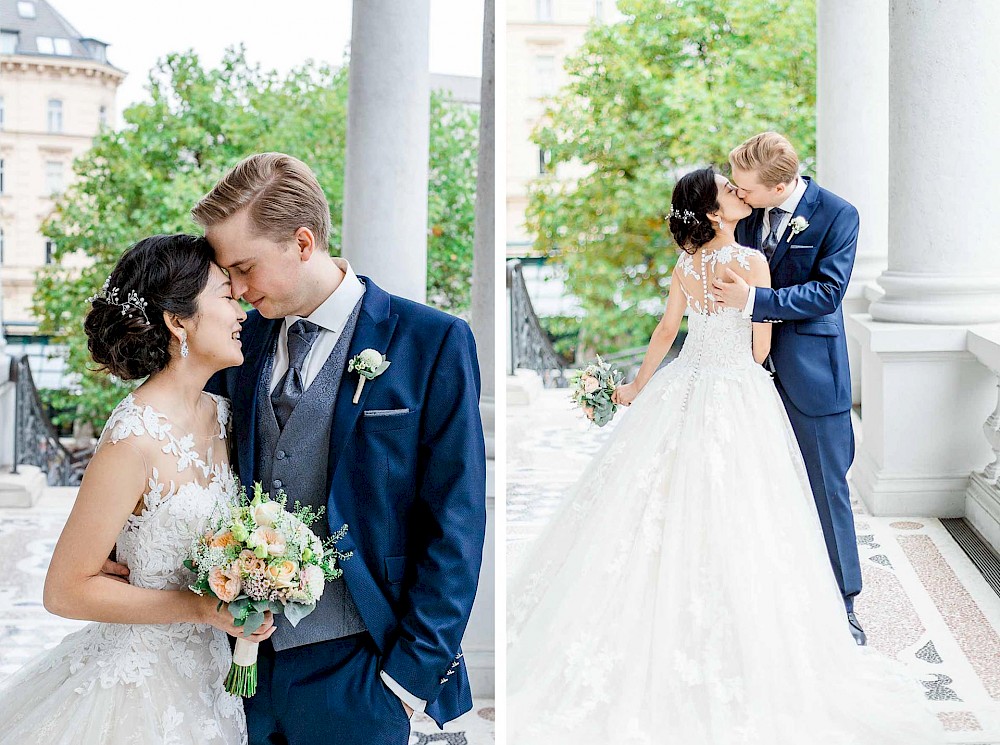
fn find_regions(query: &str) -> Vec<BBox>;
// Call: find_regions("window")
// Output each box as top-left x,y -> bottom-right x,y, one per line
0,159 -> 4,194
595,0 -> 604,19
536,0 -> 553,21
36,36 -> 54,54
99,105 -> 108,128
45,240 -> 56,265
1,32 -> 17,54
45,161 -> 63,195
47,99 -> 63,133
0,97 -> 5,130
17,1 -> 36,18
536,55 -> 556,97
53,38 -> 72,56
539,148 -> 552,175
0,228 -> 4,265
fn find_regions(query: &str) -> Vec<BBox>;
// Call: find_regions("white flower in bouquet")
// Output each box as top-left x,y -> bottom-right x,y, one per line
253,501 -> 283,528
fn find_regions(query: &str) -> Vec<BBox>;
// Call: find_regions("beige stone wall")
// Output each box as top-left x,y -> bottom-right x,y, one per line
0,55 -> 122,326
506,0 -> 614,254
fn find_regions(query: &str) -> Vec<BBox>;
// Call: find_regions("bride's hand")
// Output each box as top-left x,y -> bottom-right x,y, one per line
612,382 -> 640,407
197,594 -> 277,642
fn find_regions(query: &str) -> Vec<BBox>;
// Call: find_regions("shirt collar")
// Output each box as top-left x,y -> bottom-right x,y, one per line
285,257 -> 365,335
771,176 -> 807,216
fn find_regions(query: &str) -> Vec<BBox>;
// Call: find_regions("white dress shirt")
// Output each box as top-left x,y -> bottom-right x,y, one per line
269,257 -> 424,716
268,258 -> 365,394
742,176 -> 807,319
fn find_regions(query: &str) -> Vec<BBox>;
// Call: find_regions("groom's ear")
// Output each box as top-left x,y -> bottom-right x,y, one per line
294,227 -> 317,261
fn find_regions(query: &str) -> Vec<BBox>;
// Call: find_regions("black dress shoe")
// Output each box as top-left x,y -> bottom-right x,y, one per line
847,612 -> 867,646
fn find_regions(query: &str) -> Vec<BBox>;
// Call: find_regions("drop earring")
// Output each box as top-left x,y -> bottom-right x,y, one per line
180,331 -> 189,358
717,219 -> 724,231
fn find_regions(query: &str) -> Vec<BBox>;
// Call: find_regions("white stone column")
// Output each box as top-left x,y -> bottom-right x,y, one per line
817,0 -> 888,404
868,0 -> 1000,324
342,0 -> 430,303
849,0 -> 1000,516
465,0 -> 496,699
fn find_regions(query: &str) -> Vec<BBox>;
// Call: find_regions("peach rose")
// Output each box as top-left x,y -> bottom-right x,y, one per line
208,563 -> 241,602
582,405 -> 595,421
248,526 -> 286,557
210,531 -> 239,549
266,560 -> 298,588
253,501 -> 283,528
581,374 -> 600,394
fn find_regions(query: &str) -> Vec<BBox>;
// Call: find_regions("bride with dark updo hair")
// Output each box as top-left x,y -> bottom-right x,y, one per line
0,234 -> 262,743
508,167 -> 941,743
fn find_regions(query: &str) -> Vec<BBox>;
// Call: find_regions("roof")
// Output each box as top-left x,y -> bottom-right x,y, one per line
429,73 -> 481,107
0,0 -> 119,69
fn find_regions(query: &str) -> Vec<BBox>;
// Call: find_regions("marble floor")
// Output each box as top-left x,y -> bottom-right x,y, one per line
507,386 -> 1000,744
0,488 -> 494,745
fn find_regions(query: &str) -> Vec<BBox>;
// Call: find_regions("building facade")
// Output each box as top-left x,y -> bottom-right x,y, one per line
0,0 -> 124,332
505,0 -> 613,257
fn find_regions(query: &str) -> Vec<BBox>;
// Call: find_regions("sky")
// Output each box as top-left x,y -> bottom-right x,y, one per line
48,0 -> 485,121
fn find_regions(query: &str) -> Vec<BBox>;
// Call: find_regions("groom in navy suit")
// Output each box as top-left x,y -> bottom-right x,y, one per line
713,133 -> 865,646
195,153 -> 487,744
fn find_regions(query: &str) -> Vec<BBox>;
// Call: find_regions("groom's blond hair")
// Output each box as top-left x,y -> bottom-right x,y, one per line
729,132 -> 800,188
192,152 -> 331,250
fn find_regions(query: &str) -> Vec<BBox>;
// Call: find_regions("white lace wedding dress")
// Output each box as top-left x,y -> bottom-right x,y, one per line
508,245 -> 942,744
0,393 -> 247,744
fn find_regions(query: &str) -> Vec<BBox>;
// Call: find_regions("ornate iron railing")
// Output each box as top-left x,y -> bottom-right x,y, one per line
507,259 -> 567,387
10,355 -> 88,486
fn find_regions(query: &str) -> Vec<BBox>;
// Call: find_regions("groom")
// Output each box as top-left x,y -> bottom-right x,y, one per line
713,132 -> 865,646
196,153 -> 487,743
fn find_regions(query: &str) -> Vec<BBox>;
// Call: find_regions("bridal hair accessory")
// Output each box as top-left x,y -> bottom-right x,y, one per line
669,208 -> 698,225
348,348 -> 391,404
86,277 -> 150,324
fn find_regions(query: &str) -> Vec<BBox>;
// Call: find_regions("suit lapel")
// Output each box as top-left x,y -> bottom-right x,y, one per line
769,176 -> 821,270
327,278 -> 399,479
235,316 -> 281,489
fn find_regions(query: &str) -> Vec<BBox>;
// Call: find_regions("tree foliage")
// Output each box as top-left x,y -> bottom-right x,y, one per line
526,0 -> 816,354
34,48 -> 478,429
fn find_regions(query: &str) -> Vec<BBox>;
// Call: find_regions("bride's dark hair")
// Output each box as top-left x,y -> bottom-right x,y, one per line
84,234 -> 214,381
668,167 -> 720,255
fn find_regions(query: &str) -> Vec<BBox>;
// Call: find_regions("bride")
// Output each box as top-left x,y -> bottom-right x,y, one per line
507,168 -> 941,743
0,235 -> 273,744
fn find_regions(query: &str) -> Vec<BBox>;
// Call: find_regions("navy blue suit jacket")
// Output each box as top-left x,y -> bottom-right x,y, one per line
209,276 -> 487,727
735,177 -> 858,417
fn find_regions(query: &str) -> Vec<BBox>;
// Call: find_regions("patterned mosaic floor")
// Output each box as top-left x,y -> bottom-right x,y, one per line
507,386 -> 1000,744
0,488 -> 494,744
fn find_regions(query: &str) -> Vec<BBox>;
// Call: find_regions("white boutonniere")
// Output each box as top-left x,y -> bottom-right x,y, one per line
348,349 -> 391,404
788,216 -> 809,237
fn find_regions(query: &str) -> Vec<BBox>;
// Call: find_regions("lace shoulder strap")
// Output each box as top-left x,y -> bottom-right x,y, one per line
204,392 -> 231,440
97,393 -> 171,450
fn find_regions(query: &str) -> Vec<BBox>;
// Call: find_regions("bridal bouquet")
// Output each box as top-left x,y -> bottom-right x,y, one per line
569,356 -> 625,427
186,482 -> 352,697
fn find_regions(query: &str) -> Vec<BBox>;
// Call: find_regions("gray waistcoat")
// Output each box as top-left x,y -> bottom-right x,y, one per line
256,297 -> 367,650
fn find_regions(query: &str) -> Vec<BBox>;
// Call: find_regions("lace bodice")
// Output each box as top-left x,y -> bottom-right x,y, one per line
103,393 -> 238,591
673,244 -> 763,372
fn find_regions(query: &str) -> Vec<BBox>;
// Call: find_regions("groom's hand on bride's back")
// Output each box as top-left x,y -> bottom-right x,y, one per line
100,558 -> 130,584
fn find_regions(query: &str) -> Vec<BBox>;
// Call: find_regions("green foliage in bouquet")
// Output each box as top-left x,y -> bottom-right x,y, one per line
527,0 -> 816,354
570,355 -> 625,427
34,47 -> 478,431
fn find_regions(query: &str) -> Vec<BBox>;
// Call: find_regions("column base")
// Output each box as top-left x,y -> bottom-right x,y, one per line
0,465 -> 47,507
846,314 -> 994,516
966,471 -> 1000,556
870,271 -> 1000,324
507,370 -> 544,406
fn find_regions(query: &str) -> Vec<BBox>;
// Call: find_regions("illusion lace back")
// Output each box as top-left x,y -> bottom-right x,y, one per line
507,245 -> 942,744
0,393 -> 247,745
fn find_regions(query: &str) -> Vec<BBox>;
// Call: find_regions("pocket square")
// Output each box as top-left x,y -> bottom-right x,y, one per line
363,408 -> 411,417
789,244 -> 815,250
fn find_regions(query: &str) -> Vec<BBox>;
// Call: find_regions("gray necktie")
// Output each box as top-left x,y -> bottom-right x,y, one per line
271,319 -> 321,431
762,207 -> 787,261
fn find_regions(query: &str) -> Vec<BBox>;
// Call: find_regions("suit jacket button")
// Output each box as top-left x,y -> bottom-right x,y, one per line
273,479 -> 282,489
276,450 -> 286,460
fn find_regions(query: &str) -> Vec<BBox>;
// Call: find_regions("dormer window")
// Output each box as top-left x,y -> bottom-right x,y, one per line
53,38 -> 71,55
2,31 -> 19,54
17,1 -> 36,19
36,36 -> 53,54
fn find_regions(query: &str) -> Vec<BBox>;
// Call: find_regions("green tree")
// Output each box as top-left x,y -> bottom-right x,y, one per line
527,0 -> 816,354
34,48 -> 478,430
